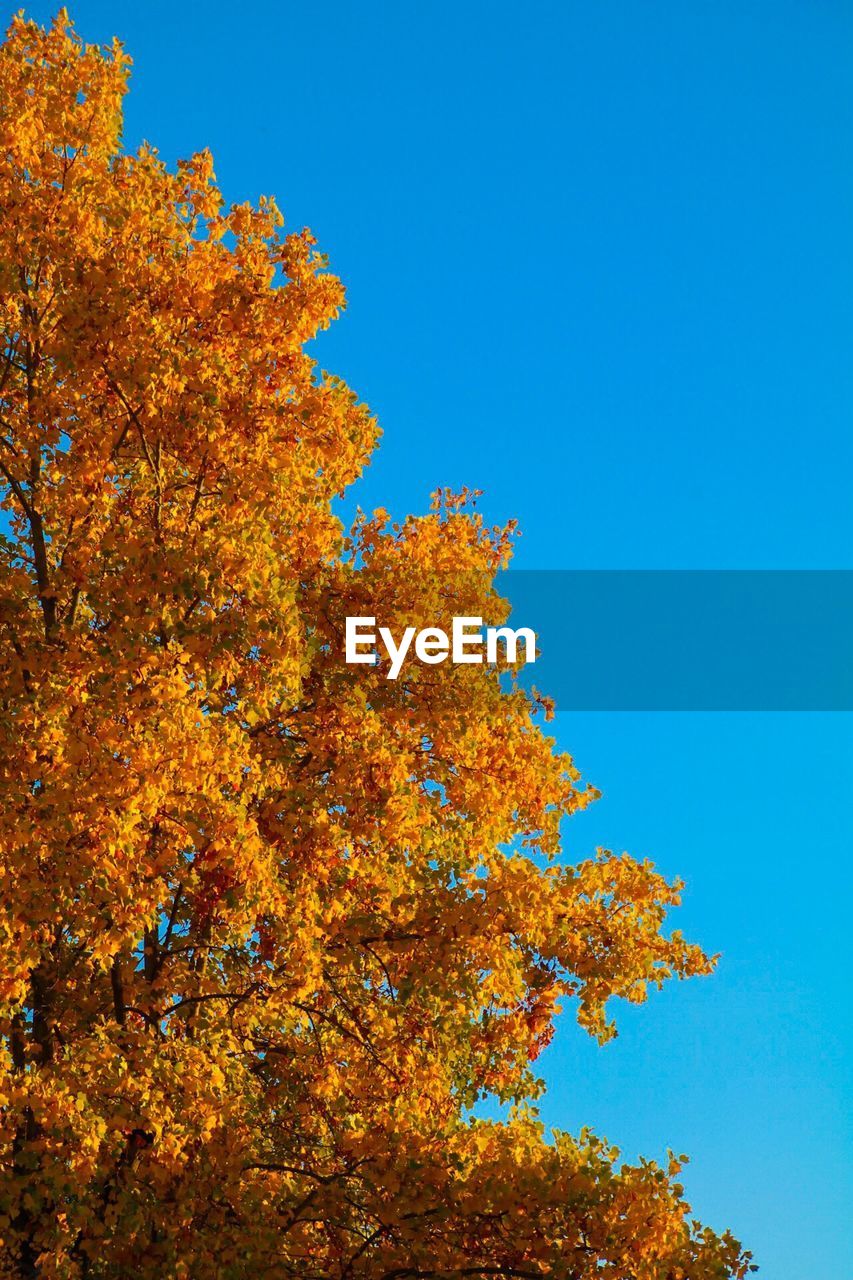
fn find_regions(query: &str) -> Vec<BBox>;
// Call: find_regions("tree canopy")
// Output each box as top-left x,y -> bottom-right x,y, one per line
0,13 -> 750,1279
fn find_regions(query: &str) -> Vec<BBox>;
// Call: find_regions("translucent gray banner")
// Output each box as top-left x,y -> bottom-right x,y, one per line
499,570 -> 853,710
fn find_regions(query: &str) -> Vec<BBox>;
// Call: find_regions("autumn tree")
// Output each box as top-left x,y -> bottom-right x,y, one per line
0,12 -> 750,1279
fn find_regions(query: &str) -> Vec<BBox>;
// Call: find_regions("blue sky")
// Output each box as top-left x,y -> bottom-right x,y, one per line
16,2 -> 853,1275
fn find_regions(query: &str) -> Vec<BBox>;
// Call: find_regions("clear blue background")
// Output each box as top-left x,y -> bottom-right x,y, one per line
17,2 -> 853,1274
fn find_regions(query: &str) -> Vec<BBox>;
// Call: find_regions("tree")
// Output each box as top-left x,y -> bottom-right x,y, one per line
0,12 -> 750,1279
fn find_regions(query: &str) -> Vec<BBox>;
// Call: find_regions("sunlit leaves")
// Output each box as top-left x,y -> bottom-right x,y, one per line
0,12 -> 750,1280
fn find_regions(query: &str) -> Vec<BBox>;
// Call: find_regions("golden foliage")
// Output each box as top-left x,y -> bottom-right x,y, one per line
0,12 -> 749,1278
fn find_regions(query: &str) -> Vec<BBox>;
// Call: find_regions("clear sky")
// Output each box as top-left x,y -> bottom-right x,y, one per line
16,3 -> 853,1275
